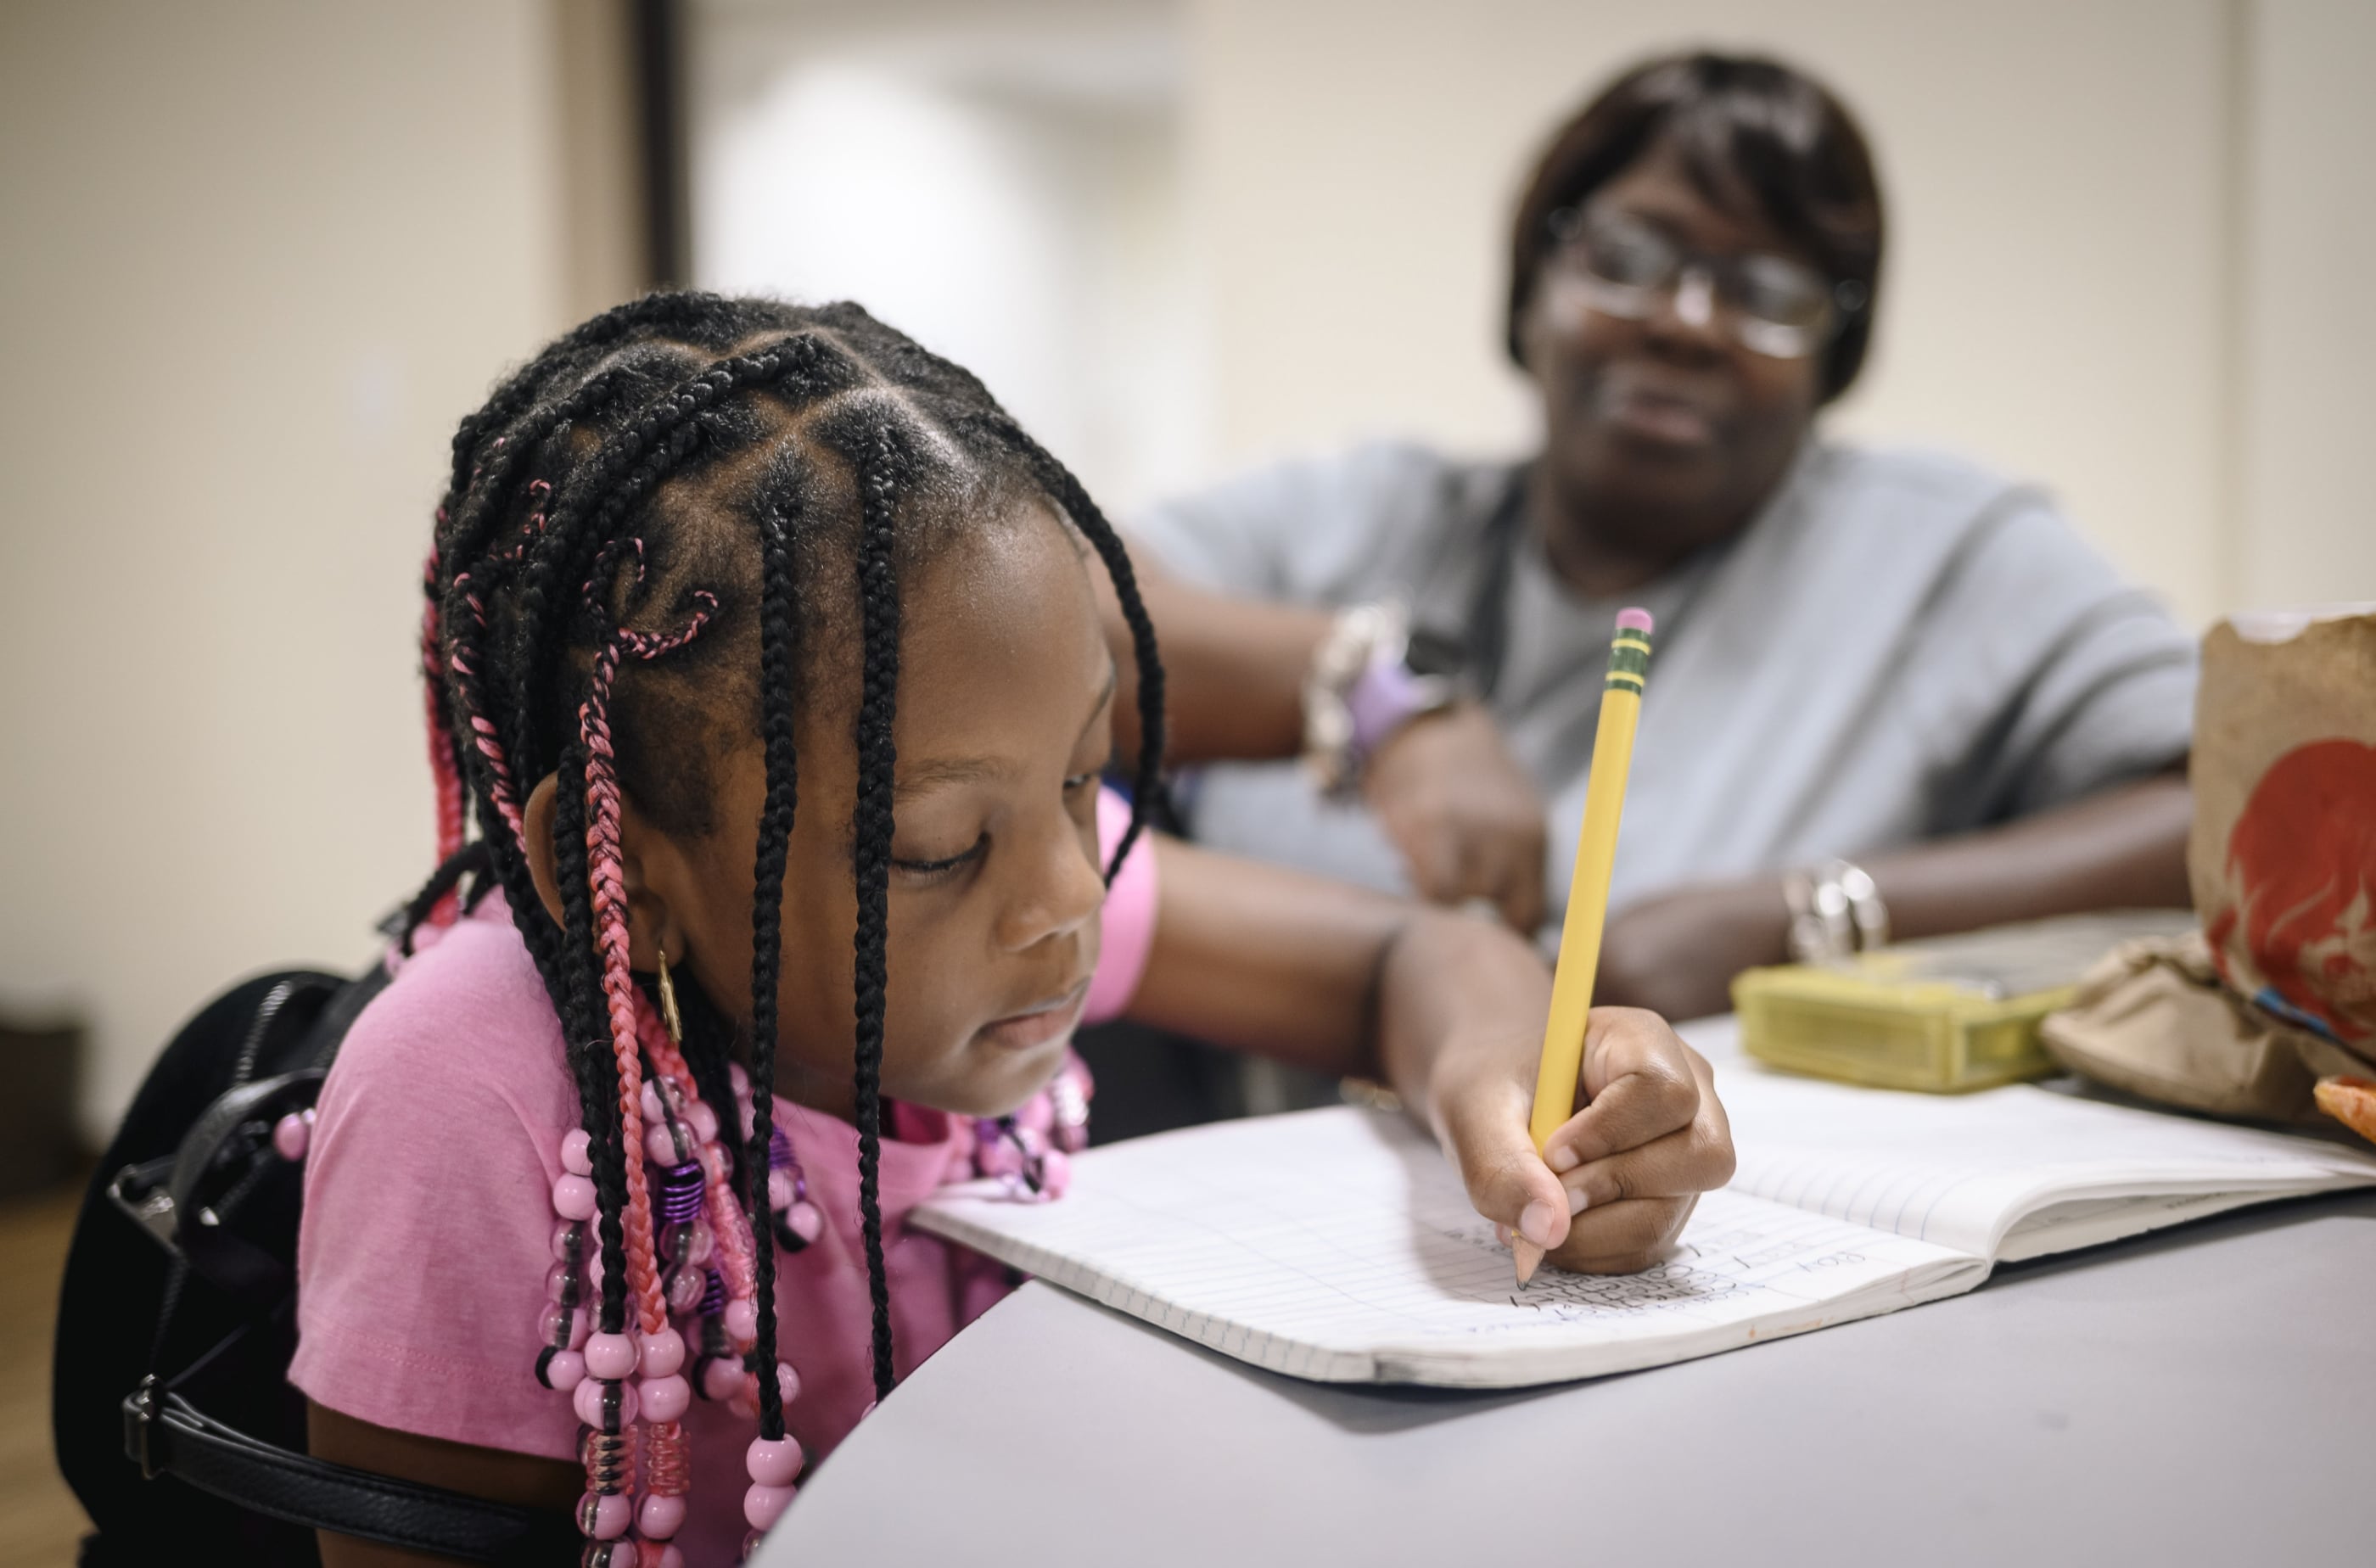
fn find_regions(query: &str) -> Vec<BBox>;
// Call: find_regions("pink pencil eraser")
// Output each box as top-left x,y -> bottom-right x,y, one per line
1616,607 -> 1654,634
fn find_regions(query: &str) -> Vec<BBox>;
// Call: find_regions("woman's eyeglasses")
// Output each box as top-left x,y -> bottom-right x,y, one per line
1544,206 -> 1865,361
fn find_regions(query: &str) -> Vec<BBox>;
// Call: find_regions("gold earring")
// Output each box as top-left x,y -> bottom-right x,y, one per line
655,950 -> 685,1045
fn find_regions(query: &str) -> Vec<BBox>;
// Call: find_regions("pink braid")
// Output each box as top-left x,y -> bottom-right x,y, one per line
580,636 -> 669,1337
578,588 -> 722,1338
449,580 -> 526,848
419,547 -> 466,927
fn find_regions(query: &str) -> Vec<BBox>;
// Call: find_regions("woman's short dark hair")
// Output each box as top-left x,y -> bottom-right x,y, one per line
1505,51 -> 1886,402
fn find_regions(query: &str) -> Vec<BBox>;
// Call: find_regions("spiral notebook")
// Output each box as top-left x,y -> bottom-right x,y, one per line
912,1025 -> 2376,1387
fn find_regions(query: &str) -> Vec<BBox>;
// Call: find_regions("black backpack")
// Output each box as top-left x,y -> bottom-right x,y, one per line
53,963 -> 578,1565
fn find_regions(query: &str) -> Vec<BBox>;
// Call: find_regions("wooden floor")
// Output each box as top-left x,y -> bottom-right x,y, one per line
3,1186 -> 92,1567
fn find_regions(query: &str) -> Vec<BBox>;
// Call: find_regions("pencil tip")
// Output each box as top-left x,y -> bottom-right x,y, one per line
1512,1239 -> 1544,1287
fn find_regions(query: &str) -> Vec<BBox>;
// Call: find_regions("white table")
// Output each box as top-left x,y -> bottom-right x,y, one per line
760,1184 -> 2376,1566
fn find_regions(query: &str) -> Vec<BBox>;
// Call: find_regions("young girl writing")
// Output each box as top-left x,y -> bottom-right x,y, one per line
291,294 -> 1734,1566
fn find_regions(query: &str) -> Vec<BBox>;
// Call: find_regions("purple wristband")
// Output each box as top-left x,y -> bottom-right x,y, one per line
1346,649 -> 1430,759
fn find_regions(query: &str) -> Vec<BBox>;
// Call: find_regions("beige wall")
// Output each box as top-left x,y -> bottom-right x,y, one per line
2235,0 -> 2376,611
0,0 -> 580,1138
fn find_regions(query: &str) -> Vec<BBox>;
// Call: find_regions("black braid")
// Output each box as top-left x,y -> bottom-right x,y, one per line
1019,446 -> 1167,877
743,498 -> 802,1434
671,976 -> 746,1194
446,292 -> 720,504
392,840 -> 490,955
961,412 -> 1170,878
849,421 -> 904,1400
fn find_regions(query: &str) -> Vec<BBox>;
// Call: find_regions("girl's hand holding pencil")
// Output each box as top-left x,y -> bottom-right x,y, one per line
1409,606 -> 1733,1283
1372,912 -> 1736,1282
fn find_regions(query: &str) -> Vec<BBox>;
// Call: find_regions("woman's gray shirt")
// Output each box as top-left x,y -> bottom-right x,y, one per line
1128,440 -> 2198,925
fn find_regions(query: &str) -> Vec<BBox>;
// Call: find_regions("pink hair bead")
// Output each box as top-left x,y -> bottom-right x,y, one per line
786,1201 -> 823,1246
1016,1093 -> 1056,1135
573,1375 -> 638,1428
272,1112 -> 311,1162
640,1083 -> 666,1123
638,1373 -> 691,1423
684,1100 -> 720,1145
664,1266 -> 705,1313
542,1304 -> 590,1350
583,1544 -> 638,1568
637,1326 -> 686,1378
584,1332 -> 638,1380
978,1135 -> 1025,1179
702,1357 -> 745,1403
736,1363 -> 799,1420
766,1168 -> 795,1211
683,1222 -> 715,1267
645,1123 -> 680,1167
577,1490 -> 632,1540
742,1482 -> 796,1532
728,1062 -> 749,1096
745,1434 -> 804,1487
1038,1148 -> 1073,1199
636,1492 -> 687,1540
723,1297 -> 759,1347
551,1220 -> 586,1263
552,1173 -> 598,1221
561,1128 -> 594,1176
544,1348 -> 586,1392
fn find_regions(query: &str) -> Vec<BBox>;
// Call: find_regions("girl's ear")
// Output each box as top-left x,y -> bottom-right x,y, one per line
521,772 -> 569,931
519,771 -> 694,972
615,793 -> 694,972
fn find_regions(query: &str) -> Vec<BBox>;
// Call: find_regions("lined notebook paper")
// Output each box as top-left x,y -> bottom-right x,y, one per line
914,1040 -> 2376,1387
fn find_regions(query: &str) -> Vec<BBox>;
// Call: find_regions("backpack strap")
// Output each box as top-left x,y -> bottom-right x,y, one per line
125,1381 -> 578,1565
108,961 -> 574,1564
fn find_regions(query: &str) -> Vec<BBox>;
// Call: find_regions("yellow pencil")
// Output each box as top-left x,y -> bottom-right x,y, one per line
1515,607 -> 1653,1285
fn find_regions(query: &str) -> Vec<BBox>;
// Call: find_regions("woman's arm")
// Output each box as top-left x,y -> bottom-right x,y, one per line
1125,837 -> 1734,1272
1099,552 -> 1324,767
1098,552 -> 1551,928
1596,770 -> 2194,1022
306,1403 -> 579,1567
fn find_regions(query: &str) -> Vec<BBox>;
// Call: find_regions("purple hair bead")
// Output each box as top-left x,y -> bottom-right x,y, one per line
656,1160 -> 705,1224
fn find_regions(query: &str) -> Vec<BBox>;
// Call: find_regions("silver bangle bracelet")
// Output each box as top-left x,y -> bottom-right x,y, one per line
1783,858 -> 1890,964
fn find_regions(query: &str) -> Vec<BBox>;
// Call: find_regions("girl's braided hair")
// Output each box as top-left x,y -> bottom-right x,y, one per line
412,293 -> 1165,1432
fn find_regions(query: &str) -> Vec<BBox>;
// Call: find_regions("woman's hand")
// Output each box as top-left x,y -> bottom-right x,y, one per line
1364,703 -> 1549,934
1376,915 -> 1735,1275
1594,880 -> 1791,1023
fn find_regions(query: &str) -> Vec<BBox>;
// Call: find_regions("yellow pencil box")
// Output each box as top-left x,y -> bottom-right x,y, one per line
1730,910 -> 2200,1092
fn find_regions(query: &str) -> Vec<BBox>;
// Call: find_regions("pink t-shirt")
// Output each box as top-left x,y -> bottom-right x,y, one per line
291,792 -> 1157,1564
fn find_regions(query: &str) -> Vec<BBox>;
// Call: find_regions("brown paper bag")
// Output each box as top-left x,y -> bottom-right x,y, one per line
2189,610 -> 2376,1055
2043,608 -> 2376,1140
2040,932 -> 2367,1124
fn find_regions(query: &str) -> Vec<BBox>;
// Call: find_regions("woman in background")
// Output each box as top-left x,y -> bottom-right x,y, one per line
1108,51 -> 2194,1022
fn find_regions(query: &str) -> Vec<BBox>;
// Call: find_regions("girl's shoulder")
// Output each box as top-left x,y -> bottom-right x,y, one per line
318,904 -> 575,1154
293,902 -> 584,1461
